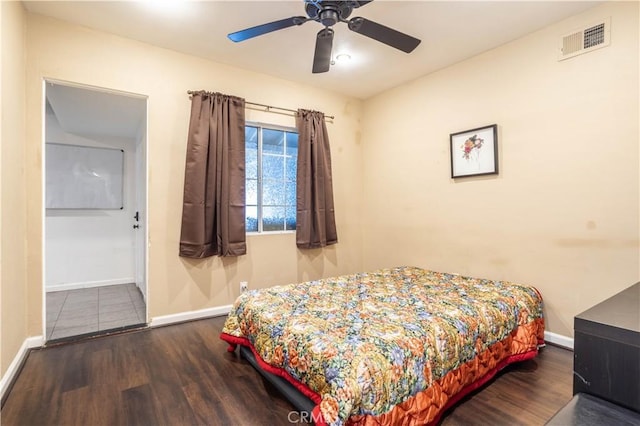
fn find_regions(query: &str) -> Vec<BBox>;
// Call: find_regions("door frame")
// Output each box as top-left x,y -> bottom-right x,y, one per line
41,78 -> 149,339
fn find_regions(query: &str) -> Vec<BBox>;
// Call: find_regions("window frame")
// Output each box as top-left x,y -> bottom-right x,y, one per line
245,121 -> 298,235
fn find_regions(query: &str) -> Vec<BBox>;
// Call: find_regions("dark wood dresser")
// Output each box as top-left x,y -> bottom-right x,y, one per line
573,281 -> 640,413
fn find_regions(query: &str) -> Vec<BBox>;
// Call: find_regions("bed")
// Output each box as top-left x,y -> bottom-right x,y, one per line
220,266 -> 545,425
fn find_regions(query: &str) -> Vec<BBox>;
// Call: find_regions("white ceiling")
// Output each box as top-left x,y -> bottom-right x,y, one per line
24,1 -> 601,100
46,82 -> 146,139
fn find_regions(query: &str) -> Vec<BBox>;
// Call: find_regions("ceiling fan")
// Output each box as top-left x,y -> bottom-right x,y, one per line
227,0 -> 421,74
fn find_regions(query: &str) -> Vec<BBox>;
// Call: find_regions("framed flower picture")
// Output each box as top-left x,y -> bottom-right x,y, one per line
450,124 -> 498,178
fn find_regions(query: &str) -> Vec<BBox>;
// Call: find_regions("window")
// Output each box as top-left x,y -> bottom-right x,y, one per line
245,124 -> 298,233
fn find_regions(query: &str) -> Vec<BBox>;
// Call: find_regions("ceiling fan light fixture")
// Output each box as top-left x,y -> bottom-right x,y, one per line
336,53 -> 351,62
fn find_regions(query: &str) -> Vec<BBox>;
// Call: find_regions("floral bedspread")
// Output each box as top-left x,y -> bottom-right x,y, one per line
221,266 -> 544,426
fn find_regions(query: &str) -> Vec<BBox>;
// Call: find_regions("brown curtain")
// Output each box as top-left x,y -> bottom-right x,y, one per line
295,109 -> 338,249
179,91 -> 246,258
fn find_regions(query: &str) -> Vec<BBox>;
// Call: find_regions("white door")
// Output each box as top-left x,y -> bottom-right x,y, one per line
133,120 -> 147,307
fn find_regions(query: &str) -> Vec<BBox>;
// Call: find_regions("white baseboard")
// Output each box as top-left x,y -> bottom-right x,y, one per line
544,331 -> 574,350
47,278 -> 135,292
0,335 -> 44,401
150,304 -> 232,328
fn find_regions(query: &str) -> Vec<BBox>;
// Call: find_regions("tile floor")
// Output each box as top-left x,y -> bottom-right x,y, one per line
46,283 -> 146,341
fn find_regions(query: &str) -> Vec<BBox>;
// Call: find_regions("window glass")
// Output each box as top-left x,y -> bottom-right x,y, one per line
263,206 -> 285,232
285,206 -> 296,231
263,129 -> 284,153
246,179 -> 258,205
246,125 -> 298,233
246,126 -> 258,180
285,184 -> 296,207
263,179 -> 285,206
286,132 -> 298,155
263,154 -> 284,181
246,205 -> 258,233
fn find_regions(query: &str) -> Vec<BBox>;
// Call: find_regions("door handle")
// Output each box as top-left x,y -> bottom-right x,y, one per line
134,211 -> 139,222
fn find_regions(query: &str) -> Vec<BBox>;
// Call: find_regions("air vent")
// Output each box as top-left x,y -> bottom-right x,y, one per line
559,17 -> 610,61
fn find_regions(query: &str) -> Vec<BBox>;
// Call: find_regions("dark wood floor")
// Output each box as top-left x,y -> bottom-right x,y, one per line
2,316 -> 574,425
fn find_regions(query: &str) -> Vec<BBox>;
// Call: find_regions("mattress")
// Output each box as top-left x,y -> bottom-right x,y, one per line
221,266 -> 545,425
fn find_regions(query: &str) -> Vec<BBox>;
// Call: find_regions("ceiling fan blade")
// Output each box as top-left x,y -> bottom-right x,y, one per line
312,28 -> 334,74
228,16 -> 307,42
348,17 -> 420,53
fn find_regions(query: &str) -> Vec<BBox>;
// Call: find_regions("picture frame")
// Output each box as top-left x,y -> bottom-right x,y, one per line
450,124 -> 498,178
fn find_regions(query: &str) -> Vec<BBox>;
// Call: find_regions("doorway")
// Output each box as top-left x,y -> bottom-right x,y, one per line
43,81 -> 148,342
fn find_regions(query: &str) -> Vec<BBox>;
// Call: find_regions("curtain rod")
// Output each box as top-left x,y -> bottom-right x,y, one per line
187,91 -> 335,120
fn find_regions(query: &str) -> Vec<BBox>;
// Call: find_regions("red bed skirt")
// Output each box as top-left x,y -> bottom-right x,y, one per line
221,317 -> 544,425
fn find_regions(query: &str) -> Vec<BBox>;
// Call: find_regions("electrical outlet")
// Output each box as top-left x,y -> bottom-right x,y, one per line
240,281 -> 248,293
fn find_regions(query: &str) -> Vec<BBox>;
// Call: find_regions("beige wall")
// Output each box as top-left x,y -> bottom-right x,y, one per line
361,1 -> 639,337
3,2 -> 638,376
24,14 -> 364,334
1,1 -> 27,375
